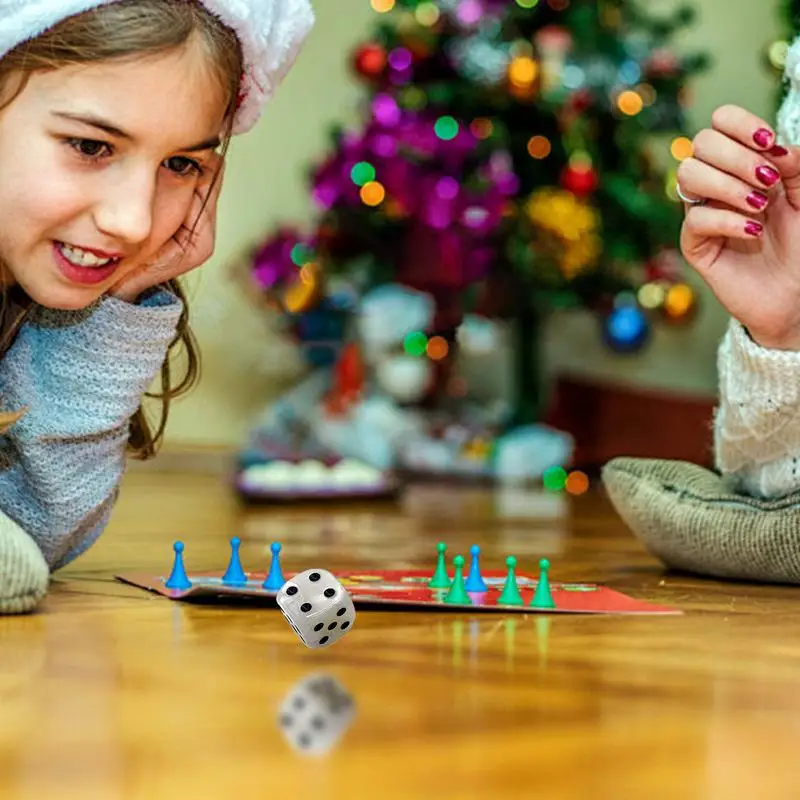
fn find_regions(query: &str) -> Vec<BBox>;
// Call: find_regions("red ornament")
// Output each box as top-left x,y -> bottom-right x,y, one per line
569,88 -> 593,113
645,248 -> 684,282
560,164 -> 598,196
324,342 -> 364,416
352,43 -> 387,80
645,48 -> 680,79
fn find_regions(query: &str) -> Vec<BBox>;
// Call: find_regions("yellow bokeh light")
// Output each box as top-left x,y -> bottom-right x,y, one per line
527,135 -> 551,159
370,0 -> 395,11
470,117 -> 494,139
284,279 -> 317,314
508,56 -> 538,88
415,1 -> 440,25
769,39 -> 789,70
670,136 -> 693,161
637,281 -> 667,310
299,262 -> 317,285
426,336 -> 449,360
663,283 -> 695,319
617,89 -> 643,116
360,181 -> 386,206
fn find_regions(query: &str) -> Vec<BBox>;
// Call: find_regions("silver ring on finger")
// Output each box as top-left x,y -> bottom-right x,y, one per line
676,182 -> 706,206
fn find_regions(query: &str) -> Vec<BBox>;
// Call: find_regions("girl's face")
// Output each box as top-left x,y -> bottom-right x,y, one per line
0,43 -> 228,309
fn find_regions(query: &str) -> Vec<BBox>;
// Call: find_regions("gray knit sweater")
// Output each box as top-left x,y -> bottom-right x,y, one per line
0,289 -> 182,570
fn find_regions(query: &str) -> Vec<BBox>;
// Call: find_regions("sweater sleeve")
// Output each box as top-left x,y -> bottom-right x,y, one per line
711,41 -> 800,498
713,317 -> 800,498
0,289 -> 183,569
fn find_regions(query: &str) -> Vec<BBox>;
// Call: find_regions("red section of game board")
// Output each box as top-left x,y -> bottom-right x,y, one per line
115,568 -> 680,615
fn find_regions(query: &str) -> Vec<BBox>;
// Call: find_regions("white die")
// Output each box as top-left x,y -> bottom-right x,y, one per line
277,673 -> 356,756
277,568 -> 356,648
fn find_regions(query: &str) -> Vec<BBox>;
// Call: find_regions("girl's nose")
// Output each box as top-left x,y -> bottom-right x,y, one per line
92,170 -> 156,245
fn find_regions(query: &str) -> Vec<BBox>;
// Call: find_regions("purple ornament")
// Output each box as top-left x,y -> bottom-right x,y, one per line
312,181 -> 339,209
388,47 -> 412,72
252,229 -> 309,290
372,93 -> 402,127
370,133 -> 398,158
389,67 -> 413,86
436,176 -> 460,200
381,158 -> 418,214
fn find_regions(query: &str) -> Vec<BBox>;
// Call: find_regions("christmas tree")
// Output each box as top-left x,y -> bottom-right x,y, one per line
769,0 -> 800,108
249,0 -> 708,426
778,0 -> 800,42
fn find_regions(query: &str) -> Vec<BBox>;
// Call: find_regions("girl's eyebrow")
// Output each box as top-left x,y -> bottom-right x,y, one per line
50,110 -> 221,152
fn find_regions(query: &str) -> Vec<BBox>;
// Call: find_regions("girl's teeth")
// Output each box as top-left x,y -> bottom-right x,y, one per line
60,243 -> 115,268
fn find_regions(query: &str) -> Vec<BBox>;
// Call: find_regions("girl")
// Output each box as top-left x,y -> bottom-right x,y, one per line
0,0 -> 313,612
603,38 -> 800,585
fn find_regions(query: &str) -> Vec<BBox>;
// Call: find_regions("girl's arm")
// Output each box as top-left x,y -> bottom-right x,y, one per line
713,316 -> 800,498
0,290 -> 182,569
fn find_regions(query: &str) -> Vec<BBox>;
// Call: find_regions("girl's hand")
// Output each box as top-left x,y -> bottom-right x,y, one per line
679,104 -> 800,350
107,154 -> 225,303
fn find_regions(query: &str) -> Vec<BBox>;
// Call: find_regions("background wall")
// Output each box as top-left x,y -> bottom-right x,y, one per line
162,0 -> 786,450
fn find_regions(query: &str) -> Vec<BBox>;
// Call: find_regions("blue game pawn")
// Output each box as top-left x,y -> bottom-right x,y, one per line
222,537 -> 248,586
262,541 -> 286,590
465,544 -> 488,593
165,541 -> 192,590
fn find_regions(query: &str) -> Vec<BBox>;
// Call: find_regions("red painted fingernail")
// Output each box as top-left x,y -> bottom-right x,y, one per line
753,128 -> 774,147
746,190 -> 768,209
769,144 -> 789,156
756,165 -> 780,185
744,220 -> 763,236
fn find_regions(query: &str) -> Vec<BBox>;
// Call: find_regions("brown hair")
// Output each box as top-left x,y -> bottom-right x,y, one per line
0,0 -> 244,457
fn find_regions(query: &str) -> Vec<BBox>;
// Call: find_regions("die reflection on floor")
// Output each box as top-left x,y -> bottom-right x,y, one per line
0,470 -> 798,799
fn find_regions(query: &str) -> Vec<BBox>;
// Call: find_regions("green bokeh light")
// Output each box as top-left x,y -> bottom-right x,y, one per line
404,331 -> 428,356
290,243 -> 313,266
350,161 -> 376,186
434,115 -> 459,141
543,466 -> 567,492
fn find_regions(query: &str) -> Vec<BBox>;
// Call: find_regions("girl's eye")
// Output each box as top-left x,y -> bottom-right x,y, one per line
65,138 -> 202,178
67,138 -> 111,158
165,156 -> 203,178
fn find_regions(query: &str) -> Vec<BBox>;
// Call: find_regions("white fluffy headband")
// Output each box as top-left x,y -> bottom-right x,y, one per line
0,0 -> 315,134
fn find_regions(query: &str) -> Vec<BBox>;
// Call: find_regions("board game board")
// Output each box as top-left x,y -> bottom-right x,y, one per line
115,539 -> 680,615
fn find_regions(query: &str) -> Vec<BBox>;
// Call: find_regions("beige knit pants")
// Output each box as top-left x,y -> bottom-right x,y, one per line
0,511 -> 49,613
602,456 -> 800,584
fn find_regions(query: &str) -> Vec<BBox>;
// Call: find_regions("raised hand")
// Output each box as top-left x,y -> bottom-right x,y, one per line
107,153 -> 225,303
678,104 -> 800,350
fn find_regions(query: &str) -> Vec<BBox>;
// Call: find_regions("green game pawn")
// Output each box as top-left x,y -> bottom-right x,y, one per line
428,542 -> 451,589
443,555 -> 472,605
497,556 -> 524,606
531,558 -> 556,609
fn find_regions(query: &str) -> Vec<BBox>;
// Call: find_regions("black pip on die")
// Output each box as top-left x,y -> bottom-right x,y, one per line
277,568 -> 356,648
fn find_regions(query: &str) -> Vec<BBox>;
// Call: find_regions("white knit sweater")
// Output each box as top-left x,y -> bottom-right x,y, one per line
712,38 -> 800,499
714,318 -> 800,497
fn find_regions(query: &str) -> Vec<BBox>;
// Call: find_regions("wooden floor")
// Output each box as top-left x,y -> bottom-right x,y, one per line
3,471 -> 800,799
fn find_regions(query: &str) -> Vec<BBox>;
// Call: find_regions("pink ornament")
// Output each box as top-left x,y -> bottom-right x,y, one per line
372,94 -> 401,127
455,0 -> 483,27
